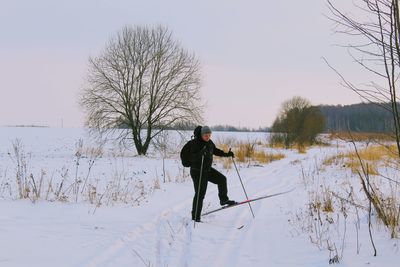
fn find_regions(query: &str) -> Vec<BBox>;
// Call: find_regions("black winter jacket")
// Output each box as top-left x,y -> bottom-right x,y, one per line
189,137 -> 229,171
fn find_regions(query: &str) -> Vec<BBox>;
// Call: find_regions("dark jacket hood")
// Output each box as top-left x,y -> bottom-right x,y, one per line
193,126 -> 202,139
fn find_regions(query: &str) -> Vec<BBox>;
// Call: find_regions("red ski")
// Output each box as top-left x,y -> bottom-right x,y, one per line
201,189 -> 294,217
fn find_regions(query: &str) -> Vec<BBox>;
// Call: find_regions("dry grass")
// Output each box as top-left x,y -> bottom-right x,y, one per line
356,144 -> 398,160
323,144 -> 399,176
310,189 -> 335,213
216,143 -> 234,169
323,143 -> 400,237
221,158 -> 232,169
5,139 -> 151,208
357,177 -> 400,238
294,143 -> 307,154
381,196 -> 400,238
215,139 -> 285,167
270,142 -> 309,153
153,178 -> 161,190
268,141 -> 286,149
269,139 -> 328,153
329,131 -> 394,142
252,150 -> 285,164
233,141 -> 285,164
235,142 -> 256,162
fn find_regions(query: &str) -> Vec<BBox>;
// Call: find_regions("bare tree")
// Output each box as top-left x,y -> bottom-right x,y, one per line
325,0 -> 400,244
80,25 -> 203,155
279,96 -> 311,116
325,0 -> 400,157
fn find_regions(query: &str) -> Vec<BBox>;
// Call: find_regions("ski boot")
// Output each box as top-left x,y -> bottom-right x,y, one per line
220,199 -> 238,206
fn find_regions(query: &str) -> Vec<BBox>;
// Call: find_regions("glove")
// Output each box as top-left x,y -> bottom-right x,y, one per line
226,151 -> 234,158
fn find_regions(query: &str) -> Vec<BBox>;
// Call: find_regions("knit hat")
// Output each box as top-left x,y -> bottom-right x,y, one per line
201,126 -> 212,135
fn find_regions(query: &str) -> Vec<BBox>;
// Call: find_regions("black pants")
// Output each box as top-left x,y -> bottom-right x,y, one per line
190,167 -> 229,220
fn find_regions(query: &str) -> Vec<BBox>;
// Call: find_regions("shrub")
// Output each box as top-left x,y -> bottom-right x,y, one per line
270,96 -> 325,147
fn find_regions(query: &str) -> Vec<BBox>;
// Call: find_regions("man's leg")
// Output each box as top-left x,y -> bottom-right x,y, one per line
191,169 -> 208,221
208,168 -> 229,203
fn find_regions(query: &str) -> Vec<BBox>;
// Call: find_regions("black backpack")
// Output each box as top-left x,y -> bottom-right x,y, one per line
180,140 -> 194,167
180,126 -> 202,167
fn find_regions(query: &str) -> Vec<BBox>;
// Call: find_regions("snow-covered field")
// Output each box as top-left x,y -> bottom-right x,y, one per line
0,127 -> 398,267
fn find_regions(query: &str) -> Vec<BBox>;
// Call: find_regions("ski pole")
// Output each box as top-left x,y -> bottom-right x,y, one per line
230,148 -> 255,219
194,154 -> 205,228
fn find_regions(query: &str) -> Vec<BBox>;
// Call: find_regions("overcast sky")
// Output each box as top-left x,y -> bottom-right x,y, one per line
0,0 -> 365,128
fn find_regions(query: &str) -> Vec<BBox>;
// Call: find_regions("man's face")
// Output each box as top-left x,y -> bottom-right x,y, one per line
201,133 -> 211,142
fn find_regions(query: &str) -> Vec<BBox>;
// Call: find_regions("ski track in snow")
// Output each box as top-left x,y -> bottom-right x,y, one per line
81,197 -> 193,267
80,153 -> 303,267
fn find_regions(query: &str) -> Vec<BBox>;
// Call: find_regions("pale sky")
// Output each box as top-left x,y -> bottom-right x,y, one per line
0,0 -> 365,128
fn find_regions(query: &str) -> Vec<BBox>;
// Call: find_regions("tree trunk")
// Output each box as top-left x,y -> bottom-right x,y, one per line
130,128 -> 152,155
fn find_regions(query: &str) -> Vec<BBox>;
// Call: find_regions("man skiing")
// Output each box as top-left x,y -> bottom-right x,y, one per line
189,126 -> 236,222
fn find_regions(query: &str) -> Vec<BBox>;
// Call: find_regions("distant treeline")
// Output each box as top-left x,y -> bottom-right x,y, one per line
166,123 -> 269,132
117,122 -> 269,132
318,103 -> 394,133
4,125 -> 49,128
210,125 -> 269,132
118,102 -> 396,134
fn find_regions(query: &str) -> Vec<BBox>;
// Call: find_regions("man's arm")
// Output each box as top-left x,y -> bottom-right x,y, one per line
213,147 -> 227,157
212,141 -> 234,158
211,141 -> 228,157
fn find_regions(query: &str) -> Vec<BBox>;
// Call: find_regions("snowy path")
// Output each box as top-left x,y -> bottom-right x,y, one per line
1,150 -> 326,267
75,152 -> 314,267
3,145 -> 398,266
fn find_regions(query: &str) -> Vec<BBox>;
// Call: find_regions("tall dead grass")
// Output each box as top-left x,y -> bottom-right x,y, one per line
329,131 -> 394,142
323,144 -> 398,176
323,142 -> 400,238
5,139 -> 153,208
269,136 -> 327,153
216,138 -> 285,168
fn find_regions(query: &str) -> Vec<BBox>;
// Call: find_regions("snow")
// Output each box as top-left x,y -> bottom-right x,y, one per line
0,127 -> 399,267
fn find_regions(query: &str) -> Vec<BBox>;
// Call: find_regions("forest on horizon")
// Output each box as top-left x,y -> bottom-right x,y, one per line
318,102 -> 394,133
